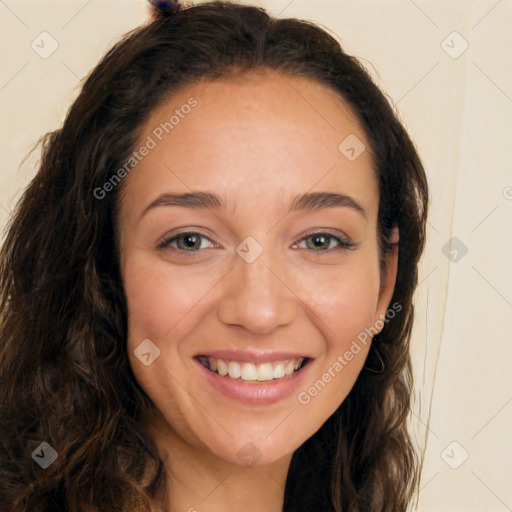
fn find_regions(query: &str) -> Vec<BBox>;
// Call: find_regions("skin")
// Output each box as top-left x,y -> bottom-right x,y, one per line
119,68 -> 398,512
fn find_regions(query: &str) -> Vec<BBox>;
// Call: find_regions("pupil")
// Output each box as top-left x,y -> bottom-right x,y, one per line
310,235 -> 328,249
183,234 -> 200,249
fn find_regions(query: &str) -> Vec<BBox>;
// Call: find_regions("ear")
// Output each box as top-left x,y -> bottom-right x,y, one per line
373,226 -> 399,331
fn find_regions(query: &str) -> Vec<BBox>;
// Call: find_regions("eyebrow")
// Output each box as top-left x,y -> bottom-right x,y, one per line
139,191 -> 366,221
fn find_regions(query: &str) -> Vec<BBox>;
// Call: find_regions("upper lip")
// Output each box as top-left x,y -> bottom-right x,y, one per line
195,350 -> 310,364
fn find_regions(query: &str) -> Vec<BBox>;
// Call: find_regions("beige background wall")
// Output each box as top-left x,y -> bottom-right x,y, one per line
1,1 -> 511,510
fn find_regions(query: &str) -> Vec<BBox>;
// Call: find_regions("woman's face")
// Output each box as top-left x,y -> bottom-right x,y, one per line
119,69 -> 397,467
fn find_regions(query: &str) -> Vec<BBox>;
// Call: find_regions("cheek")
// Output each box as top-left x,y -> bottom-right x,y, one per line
123,255 -> 208,427
290,256 -> 380,409
123,255 -> 210,342
295,254 -> 381,341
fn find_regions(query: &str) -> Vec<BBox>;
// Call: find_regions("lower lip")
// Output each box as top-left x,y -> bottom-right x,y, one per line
195,358 -> 313,406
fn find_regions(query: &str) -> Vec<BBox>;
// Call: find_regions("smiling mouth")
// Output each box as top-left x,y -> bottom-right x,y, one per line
196,356 -> 310,383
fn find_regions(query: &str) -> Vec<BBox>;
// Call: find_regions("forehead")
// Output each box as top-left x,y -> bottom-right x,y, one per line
122,69 -> 378,220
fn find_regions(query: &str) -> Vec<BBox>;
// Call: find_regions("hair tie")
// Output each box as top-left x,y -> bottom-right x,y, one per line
147,0 -> 180,17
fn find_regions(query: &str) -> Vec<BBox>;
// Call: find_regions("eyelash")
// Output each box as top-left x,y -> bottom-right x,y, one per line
156,230 -> 356,254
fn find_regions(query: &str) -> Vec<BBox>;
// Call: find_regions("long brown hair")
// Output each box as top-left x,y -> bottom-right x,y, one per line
0,2 -> 428,511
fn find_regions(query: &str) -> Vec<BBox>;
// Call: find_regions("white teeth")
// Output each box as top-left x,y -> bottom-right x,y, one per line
256,362 -> 273,381
284,361 -> 295,376
228,361 -> 241,379
241,362 -> 257,380
273,362 -> 285,379
217,359 -> 228,376
202,357 -> 306,382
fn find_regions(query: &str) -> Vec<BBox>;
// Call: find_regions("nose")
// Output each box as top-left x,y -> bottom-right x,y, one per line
217,253 -> 297,335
